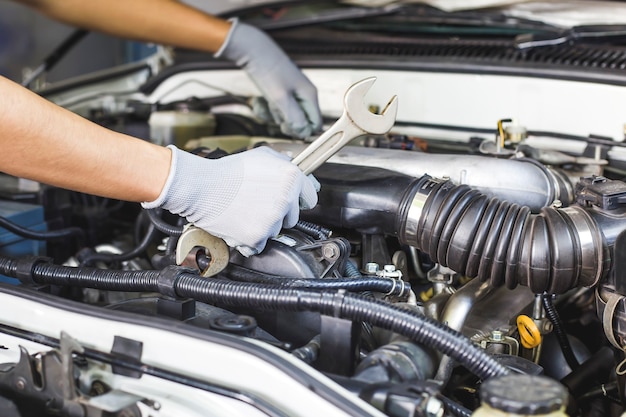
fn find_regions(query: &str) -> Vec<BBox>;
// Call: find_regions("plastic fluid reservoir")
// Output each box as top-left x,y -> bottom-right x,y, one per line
472,374 -> 569,417
149,109 -> 216,148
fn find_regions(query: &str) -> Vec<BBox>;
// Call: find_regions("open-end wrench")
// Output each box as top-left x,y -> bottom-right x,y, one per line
292,76 -> 399,175
176,77 -> 398,276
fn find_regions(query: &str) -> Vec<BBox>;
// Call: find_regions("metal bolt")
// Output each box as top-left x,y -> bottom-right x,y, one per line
551,200 -> 563,209
543,320 -> 554,333
365,263 -> 379,274
322,244 -> 338,260
491,330 -> 503,342
424,396 -> 444,417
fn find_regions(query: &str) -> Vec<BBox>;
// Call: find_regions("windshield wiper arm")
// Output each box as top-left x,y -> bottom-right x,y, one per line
515,25 -> 626,49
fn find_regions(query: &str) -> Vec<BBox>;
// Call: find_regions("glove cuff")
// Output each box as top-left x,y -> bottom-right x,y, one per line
214,18 -> 240,59
141,145 -> 178,210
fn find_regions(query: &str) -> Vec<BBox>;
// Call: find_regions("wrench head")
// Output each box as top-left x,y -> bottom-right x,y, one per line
343,76 -> 398,135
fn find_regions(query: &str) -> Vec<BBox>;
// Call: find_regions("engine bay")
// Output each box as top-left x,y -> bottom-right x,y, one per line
2,46 -> 626,416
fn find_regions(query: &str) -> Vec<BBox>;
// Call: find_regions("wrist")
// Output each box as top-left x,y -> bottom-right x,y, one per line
142,145 -> 177,208
214,18 -> 239,58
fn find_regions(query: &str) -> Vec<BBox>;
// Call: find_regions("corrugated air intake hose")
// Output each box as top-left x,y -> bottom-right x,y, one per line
399,179 -> 604,294
302,164 -> 604,295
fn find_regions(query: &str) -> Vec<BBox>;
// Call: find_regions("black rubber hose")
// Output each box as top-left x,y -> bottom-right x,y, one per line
5,258 -> 509,381
173,275 -> 510,380
221,264 -> 410,297
307,167 -> 601,294
561,346 -> 614,398
440,396 -> 472,417
294,220 -> 332,240
146,209 -> 184,236
0,215 -> 84,244
402,181 -> 602,294
79,223 -> 159,267
542,293 -> 580,371
291,335 -> 321,364
343,260 -> 362,278
133,210 -> 151,246
577,381 -> 620,404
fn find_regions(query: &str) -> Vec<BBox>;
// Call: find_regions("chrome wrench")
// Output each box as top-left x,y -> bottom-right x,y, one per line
176,77 -> 398,276
292,76 -> 399,174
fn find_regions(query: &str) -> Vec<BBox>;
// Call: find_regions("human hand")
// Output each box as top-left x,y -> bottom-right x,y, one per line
215,19 -> 322,139
142,146 -> 318,256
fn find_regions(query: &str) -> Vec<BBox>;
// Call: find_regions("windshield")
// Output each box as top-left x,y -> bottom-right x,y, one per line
227,1 -> 626,46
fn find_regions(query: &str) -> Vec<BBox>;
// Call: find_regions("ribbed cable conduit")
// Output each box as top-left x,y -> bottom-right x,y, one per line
0,257 -> 510,381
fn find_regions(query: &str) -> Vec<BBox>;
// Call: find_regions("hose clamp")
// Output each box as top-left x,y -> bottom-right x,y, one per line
561,206 -> 604,288
402,180 -> 442,246
598,288 -> 625,350
157,265 -> 195,298
15,256 -> 53,285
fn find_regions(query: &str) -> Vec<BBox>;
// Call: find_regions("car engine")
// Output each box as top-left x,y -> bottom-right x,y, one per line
3,8 -> 626,415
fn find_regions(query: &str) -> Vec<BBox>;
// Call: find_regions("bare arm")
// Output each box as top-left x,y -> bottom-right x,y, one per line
0,75 -> 170,202
12,0 -> 322,139
12,0 -> 232,53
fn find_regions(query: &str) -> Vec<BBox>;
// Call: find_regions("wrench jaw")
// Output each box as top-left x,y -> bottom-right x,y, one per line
292,77 -> 399,175
343,76 -> 399,135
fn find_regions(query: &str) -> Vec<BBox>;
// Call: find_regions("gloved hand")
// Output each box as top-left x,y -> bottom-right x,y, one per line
215,19 -> 322,139
142,146 -> 318,256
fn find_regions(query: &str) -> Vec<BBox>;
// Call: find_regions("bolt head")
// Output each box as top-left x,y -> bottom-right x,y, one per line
424,397 -> 444,417
491,330 -> 504,341
365,263 -> 379,274
322,244 -> 338,259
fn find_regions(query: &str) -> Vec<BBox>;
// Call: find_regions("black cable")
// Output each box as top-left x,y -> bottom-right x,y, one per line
133,210 -> 151,246
79,223 -> 158,267
541,292 -> 580,371
219,263 -> 410,297
146,209 -> 184,236
0,215 -> 84,245
439,396 -> 472,417
293,220 -> 332,240
22,29 -> 89,88
343,260 -> 362,278
2,257 -> 510,381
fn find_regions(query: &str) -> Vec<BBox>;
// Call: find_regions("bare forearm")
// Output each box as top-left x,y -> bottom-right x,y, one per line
0,76 -> 170,202
14,0 -> 231,53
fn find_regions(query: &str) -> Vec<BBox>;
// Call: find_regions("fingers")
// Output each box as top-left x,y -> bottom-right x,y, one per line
280,92 -> 321,139
235,245 -> 259,257
261,87 -> 321,139
283,197 -> 300,229
299,174 -> 319,210
295,85 -> 323,133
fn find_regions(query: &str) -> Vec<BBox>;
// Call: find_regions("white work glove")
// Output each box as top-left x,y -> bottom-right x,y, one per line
142,146 -> 318,257
215,19 -> 322,139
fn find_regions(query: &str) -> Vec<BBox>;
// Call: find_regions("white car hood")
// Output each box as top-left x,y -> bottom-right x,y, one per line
341,0 -> 626,27
183,0 -> 626,28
